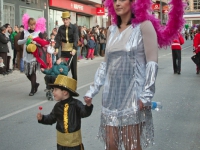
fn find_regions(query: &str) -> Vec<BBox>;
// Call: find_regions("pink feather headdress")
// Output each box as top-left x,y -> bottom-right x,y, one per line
22,13 -> 46,33
104,0 -> 186,48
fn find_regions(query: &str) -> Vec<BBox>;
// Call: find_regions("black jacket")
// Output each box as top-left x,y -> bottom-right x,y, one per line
0,33 -> 9,53
55,23 -> 78,51
38,97 -> 93,133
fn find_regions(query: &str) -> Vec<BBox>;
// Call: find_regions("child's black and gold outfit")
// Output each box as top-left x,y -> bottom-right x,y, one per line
38,75 -> 93,150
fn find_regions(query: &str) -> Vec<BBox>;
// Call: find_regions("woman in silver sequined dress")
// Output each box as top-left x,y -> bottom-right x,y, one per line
85,0 -> 158,149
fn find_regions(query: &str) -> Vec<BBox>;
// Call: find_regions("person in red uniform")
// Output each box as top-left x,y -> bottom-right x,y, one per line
193,26 -> 200,74
171,34 -> 184,74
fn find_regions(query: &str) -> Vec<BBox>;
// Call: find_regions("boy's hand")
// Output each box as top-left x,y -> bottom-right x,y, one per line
37,113 -> 43,121
84,96 -> 92,106
41,68 -> 44,72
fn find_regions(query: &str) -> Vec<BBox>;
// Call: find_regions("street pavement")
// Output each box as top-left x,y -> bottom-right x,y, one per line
0,40 -> 200,150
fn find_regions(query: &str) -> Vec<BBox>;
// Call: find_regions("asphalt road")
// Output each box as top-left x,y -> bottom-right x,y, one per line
0,40 -> 200,150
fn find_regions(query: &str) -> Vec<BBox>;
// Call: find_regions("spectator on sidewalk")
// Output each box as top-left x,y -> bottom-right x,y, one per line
99,29 -> 106,57
11,25 -> 19,69
4,23 -> 13,73
14,25 -> 24,72
87,35 -> 96,60
171,34 -> 184,74
0,26 -> 9,75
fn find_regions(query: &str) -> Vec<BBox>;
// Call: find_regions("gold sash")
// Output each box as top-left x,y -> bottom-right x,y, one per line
57,130 -> 82,147
62,42 -> 73,51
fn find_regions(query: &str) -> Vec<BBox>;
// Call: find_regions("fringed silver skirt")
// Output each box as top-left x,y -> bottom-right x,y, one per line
97,107 -> 154,150
24,61 -> 38,75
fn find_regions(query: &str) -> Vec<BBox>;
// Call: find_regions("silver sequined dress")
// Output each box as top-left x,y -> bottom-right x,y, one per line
85,23 -> 158,149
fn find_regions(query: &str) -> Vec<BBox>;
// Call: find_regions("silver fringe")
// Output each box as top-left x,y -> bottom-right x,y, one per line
98,108 -> 154,150
24,61 -> 38,75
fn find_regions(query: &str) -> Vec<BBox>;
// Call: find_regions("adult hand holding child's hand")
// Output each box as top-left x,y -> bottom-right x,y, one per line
84,96 -> 92,106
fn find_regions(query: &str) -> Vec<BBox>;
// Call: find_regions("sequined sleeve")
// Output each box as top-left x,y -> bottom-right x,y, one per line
85,62 -> 106,98
139,21 -> 158,106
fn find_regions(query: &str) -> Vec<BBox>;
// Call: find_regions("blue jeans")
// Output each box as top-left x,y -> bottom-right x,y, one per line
20,58 -> 24,72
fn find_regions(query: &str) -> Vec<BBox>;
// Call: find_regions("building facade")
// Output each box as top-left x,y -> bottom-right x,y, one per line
152,0 -> 169,24
48,0 -> 105,33
184,0 -> 200,25
1,0 -> 48,30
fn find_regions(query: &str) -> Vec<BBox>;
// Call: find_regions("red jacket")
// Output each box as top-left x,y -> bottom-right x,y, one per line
193,33 -> 200,53
171,34 -> 184,50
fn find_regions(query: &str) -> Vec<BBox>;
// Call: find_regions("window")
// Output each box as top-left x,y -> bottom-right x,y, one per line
3,3 -> 15,27
193,0 -> 200,10
19,6 -> 44,22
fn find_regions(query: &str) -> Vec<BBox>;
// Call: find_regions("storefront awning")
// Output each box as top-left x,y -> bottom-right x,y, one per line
49,0 -> 96,15
184,14 -> 200,20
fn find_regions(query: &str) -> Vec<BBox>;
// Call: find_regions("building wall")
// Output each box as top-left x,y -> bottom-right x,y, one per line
3,0 -> 48,31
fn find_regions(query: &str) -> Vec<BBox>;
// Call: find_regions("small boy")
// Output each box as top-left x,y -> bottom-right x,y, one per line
41,57 -> 68,91
87,36 -> 96,60
37,75 -> 93,150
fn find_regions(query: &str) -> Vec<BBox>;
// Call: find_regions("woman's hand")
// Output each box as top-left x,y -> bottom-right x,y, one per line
138,100 -> 144,111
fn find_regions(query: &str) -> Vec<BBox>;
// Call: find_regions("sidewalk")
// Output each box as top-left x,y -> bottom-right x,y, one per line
0,70 -> 25,82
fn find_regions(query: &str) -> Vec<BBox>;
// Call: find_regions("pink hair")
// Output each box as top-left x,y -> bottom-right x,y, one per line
22,13 -> 46,33
104,0 -> 186,48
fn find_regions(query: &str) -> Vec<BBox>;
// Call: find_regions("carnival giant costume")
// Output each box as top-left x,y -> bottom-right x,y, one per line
85,0 -> 185,149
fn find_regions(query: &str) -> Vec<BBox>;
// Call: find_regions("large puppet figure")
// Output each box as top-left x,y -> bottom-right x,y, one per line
18,14 -> 46,96
85,0 -> 185,150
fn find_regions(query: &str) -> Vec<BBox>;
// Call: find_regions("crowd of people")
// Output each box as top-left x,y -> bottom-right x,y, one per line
0,23 -> 107,76
0,24 -> 25,75
51,24 -> 107,60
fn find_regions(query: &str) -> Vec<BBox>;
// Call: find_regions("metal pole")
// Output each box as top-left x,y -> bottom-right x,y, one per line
160,0 -> 163,24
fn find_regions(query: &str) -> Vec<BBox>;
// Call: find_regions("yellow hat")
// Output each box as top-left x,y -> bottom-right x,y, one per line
49,75 -> 79,97
26,44 -> 37,53
61,11 -> 70,19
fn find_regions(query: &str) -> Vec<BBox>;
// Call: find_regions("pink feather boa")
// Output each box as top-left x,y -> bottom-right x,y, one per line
104,0 -> 186,48
22,13 -> 46,33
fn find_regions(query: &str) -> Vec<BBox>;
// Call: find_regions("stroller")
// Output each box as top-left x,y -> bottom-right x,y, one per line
44,56 -> 73,101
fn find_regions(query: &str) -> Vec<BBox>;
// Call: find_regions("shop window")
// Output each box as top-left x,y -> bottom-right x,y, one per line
49,9 -> 64,33
19,6 -> 44,23
3,3 -> 15,27
77,15 -> 90,28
